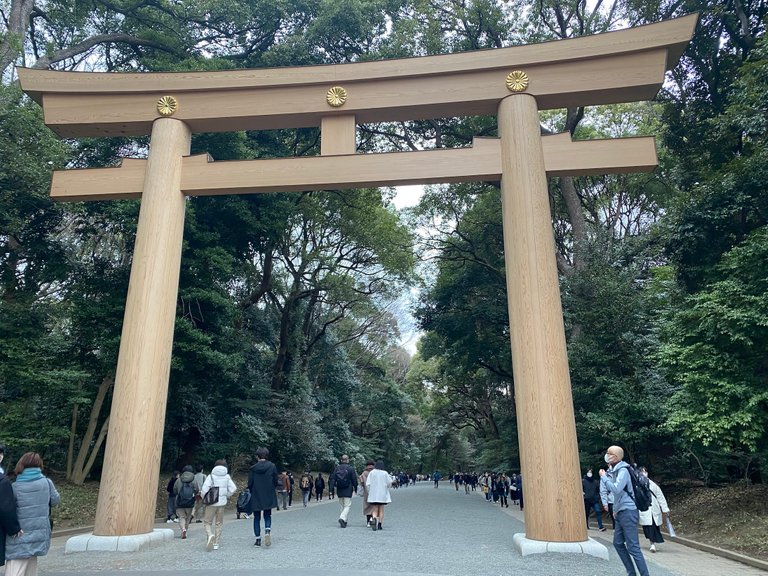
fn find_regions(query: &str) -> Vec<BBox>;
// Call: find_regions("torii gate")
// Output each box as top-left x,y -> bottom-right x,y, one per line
19,14 -> 695,555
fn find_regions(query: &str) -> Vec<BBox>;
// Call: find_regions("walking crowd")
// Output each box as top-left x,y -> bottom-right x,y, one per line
161,449 -> 413,551
1,440 -> 670,576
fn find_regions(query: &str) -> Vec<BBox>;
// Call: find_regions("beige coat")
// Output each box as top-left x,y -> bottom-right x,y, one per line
360,465 -> 375,517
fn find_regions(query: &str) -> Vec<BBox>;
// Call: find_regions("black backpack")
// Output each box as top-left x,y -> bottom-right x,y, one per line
176,480 -> 196,508
236,488 -> 251,510
334,467 -> 351,490
623,466 -> 652,512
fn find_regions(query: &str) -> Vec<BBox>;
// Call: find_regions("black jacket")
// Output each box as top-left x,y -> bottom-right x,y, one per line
0,473 -> 21,566
329,463 -> 358,498
582,475 -> 600,503
247,460 -> 279,512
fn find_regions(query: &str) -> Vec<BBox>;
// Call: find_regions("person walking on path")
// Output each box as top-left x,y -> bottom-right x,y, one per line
276,471 -> 290,511
299,472 -> 313,507
200,459 -> 237,552
602,446 -> 650,576
329,454 -> 358,528
582,468 -> 605,531
495,474 -> 509,508
599,466 -> 615,529
314,473 -> 325,502
287,472 -> 295,507
165,470 -> 180,523
359,460 -> 376,526
433,471 -> 441,488
173,465 -> 201,539
191,464 -> 206,523
4,452 -> 60,576
639,466 -> 670,553
0,453 -> 21,568
365,460 -> 393,531
515,473 -> 524,511
247,447 -> 279,548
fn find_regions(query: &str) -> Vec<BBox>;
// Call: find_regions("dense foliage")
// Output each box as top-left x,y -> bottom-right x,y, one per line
1,0 -> 765,486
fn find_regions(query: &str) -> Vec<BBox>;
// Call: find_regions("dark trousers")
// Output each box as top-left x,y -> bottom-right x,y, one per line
643,520 -> 665,544
585,500 -> 604,529
252,508 -> 272,538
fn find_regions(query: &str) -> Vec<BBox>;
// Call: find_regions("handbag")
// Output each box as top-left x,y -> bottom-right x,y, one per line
202,476 -> 220,506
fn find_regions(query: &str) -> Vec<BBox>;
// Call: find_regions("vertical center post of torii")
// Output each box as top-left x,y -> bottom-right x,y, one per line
498,94 -> 586,544
94,118 -> 191,536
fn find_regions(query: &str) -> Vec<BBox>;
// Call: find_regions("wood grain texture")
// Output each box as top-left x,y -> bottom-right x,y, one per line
18,15 -> 696,137
321,115 -> 357,155
93,118 -> 191,536
499,94 -> 586,543
49,135 -> 657,201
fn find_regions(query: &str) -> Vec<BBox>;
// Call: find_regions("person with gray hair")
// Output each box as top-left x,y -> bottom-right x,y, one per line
329,454 -> 358,528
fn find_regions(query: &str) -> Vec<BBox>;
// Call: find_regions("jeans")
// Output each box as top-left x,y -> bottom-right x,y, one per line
302,490 -> 310,506
252,508 -> 272,538
614,508 -> 650,576
277,491 -> 288,510
585,500 -> 604,529
338,496 -> 352,522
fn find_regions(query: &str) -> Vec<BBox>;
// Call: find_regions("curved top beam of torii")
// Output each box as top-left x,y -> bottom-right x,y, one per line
18,15 -> 696,138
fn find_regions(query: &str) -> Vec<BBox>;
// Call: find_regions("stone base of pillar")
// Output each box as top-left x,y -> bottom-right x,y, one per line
513,533 -> 609,560
65,529 -> 174,554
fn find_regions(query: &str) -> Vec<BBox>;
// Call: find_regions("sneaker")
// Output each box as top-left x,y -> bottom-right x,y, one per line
254,538 -> 261,547
166,519 -> 173,524
650,543 -> 657,553
173,518 -> 179,523
206,535 -> 214,552
181,530 -> 187,540
338,518 -> 347,528
599,527 -> 607,532
264,531 -> 272,547
195,519 -> 202,523
371,519 -> 378,532
213,544 -> 219,550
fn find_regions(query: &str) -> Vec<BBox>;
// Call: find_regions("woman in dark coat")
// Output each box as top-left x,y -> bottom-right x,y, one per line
246,447 -> 278,547
314,474 -> 325,502
0,467 -> 22,566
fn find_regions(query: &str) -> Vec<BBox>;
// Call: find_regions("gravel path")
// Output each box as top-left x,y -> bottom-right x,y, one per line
31,482 -> 681,576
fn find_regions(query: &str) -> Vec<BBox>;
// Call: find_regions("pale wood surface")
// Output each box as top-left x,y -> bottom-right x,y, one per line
19,15 -> 696,137
49,135 -> 657,201
20,15 -> 695,95
93,118 -> 191,536
321,115 -> 357,155
498,94 -> 586,542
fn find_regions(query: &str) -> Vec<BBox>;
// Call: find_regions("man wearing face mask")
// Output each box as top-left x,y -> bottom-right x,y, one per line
601,445 -> 649,576
582,468 -> 605,531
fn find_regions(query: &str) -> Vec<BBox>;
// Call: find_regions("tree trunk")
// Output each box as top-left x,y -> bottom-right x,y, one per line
0,0 -> 34,77
68,375 -> 113,485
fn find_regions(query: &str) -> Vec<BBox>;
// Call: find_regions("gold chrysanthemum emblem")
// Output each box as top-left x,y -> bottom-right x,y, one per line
156,95 -> 179,116
505,71 -> 529,92
326,86 -> 348,108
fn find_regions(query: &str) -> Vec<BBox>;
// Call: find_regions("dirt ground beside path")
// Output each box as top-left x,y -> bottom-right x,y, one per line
662,481 -> 768,561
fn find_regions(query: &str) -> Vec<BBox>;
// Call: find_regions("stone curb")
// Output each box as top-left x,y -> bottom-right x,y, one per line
664,533 -> 768,573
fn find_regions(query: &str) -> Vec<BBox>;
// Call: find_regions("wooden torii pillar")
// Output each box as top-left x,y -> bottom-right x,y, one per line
19,14 -> 695,554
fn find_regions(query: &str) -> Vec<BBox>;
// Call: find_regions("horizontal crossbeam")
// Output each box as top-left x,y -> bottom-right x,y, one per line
19,15 -> 696,137
50,134 -> 656,202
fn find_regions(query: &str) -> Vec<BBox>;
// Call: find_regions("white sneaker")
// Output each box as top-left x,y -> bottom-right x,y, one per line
206,535 -> 214,552
650,543 -> 657,553
172,518 -> 179,523
264,532 -> 271,547
213,544 -> 219,550
166,519 -> 173,524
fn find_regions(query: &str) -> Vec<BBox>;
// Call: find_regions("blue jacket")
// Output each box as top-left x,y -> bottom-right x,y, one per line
605,461 -> 636,514
5,476 -> 60,560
